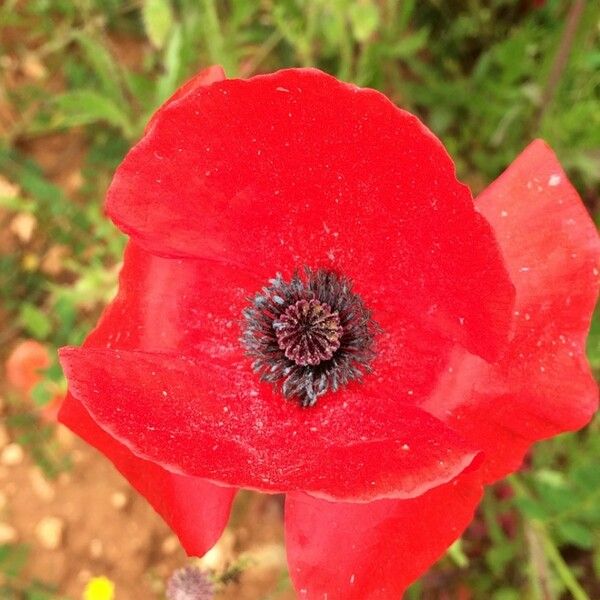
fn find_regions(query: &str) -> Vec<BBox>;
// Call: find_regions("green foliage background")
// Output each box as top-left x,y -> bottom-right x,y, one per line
1,0 -> 599,598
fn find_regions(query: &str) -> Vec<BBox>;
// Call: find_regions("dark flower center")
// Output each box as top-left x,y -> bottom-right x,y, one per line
241,269 -> 378,407
273,298 -> 343,366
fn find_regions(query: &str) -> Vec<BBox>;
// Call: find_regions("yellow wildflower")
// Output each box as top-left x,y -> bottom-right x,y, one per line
83,576 -> 115,600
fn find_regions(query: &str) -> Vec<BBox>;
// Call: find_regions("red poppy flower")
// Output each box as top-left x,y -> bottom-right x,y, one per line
59,67 -> 599,598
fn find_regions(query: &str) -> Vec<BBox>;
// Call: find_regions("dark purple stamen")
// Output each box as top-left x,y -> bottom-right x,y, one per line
241,269 -> 378,407
274,298 -> 342,366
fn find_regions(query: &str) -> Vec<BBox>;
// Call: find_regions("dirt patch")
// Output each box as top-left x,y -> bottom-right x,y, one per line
0,418 -> 294,599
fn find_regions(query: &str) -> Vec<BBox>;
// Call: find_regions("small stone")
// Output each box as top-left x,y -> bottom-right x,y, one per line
65,170 -> 84,194
89,538 -> 103,559
35,516 -> 65,550
9,213 -> 37,243
161,535 -> 180,556
0,176 -> 19,199
55,424 -> 75,449
0,522 -> 18,544
77,568 -> 92,583
248,543 -> 286,569
71,449 -> 85,464
1,443 -> 24,466
41,244 -> 69,276
21,52 -> 47,80
57,472 -> 72,486
110,490 -> 129,510
197,529 -> 235,572
29,467 -> 55,502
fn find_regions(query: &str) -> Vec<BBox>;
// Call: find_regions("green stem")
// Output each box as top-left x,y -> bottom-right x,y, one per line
482,488 -> 506,546
509,476 -> 591,600
201,0 -> 236,75
335,8 -> 353,81
302,0 -> 318,67
238,30 -> 283,78
538,524 -> 589,600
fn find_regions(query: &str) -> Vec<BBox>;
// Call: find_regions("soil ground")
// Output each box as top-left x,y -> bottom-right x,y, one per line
0,416 -> 295,599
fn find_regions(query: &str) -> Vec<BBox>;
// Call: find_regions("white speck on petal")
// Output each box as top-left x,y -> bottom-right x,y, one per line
500,210 -> 508,217
548,174 -> 561,186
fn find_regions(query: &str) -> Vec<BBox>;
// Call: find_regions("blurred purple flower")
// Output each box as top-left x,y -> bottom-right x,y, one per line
166,565 -> 214,600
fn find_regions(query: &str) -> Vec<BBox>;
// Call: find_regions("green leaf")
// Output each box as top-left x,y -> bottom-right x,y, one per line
142,0 -> 174,49
587,306 -> 600,370
19,303 -> 51,340
0,194 -> 34,212
348,2 -> 380,43
447,538 -> 469,568
387,29 -> 429,59
72,31 -> 127,105
492,589 -> 521,600
514,496 -> 548,521
0,544 -> 29,579
556,521 -> 594,549
156,23 -> 183,103
30,382 -> 53,407
51,90 -> 133,137
485,542 -> 515,578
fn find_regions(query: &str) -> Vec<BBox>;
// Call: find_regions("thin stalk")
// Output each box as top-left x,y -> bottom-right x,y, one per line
482,488 -> 506,546
535,0 -> 586,130
525,521 -> 555,600
201,0 -> 236,75
239,30 -> 283,78
336,9 -> 353,81
509,476 -> 591,600
539,524 -> 590,600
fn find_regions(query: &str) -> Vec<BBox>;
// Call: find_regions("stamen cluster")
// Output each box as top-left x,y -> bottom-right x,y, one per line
241,269 -> 377,407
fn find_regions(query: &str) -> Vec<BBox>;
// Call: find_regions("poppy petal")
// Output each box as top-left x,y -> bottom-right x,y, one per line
82,242 -> 259,357
59,393 -> 234,556
59,244 -> 241,556
105,68 -> 514,361
87,243 -> 457,417
285,470 -> 482,599
421,140 -> 600,482
146,65 -> 226,133
60,346 -> 481,501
